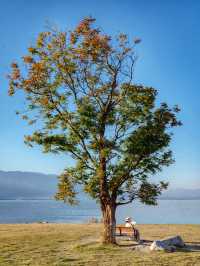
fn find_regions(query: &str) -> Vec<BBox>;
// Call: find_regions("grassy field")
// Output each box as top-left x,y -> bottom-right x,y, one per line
0,224 -> 200,266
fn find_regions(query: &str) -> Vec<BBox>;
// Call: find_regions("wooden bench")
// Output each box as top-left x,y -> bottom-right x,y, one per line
115,225 -> 140,241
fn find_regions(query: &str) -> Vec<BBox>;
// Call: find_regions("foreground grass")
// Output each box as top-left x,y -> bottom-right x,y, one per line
0,224 -> 200,266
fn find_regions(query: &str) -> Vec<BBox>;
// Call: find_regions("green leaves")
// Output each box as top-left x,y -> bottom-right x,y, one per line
55,170 -> 78,205
138,181 -> 169,205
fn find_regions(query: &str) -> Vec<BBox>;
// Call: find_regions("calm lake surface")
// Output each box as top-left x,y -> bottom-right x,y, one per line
0,199 -> 199,224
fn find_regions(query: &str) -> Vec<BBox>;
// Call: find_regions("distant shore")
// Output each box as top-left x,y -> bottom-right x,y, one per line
1,197 -> 200,201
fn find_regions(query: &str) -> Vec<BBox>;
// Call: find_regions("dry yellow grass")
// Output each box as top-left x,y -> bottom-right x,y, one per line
0,224 -> 199,266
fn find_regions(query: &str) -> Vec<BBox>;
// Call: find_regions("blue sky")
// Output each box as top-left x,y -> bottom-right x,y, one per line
0,0 -> 199,189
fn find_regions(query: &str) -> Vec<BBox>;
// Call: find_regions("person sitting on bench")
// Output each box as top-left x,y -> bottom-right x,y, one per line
125,217 -> 140,241
125,217 -> 136,227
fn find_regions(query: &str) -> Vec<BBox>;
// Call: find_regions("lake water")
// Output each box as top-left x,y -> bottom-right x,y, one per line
0,199 -> 199,224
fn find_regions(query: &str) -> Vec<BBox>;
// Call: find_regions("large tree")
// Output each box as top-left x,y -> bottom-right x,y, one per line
8,17 -> 181,244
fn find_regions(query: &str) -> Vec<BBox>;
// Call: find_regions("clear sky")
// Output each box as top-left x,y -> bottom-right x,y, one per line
0,0 -> 199,189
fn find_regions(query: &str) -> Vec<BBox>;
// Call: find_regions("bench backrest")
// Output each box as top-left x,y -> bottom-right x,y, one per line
116,226 -> 134,236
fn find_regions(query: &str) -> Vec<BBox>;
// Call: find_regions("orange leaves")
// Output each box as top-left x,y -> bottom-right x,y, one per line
23,55 -> 34,64
8,62 -> 21,95
39,97 -> 49,105
70,32 -> 77,45
23,79 -> 33,86
27,62 -> 47,83
11,69 -> 20,80
47,43 -> 52,50
11,62 -> 18,68
29,62 -> 47,81
75,17 -> 96,34
36,32 -> 50,48
82,28 -> 110,51
32,62 -> 45,71
24,135 -> 33,142
24,135 -> 35,146
10,62 -> 20,80
76,21 -> 87,34
8,16 -> 137,114
68,16 -> 112,63
28,47 -> 38,54
58,32 -> 66,45
52,51 -> 61,61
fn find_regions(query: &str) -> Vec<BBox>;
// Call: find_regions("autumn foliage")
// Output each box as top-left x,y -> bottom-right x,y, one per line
8,17 -> 181,244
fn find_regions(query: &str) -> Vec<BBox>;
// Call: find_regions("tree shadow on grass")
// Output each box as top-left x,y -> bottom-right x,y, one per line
116,237 -> 136,247
183,243 -> 200,252
62,258 -> 79,262
116,238 -> 153,247
186,241 -> 200,245
117,239 -> 200,253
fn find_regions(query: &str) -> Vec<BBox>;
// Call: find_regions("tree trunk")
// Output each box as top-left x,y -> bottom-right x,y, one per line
101,202 -> 116,244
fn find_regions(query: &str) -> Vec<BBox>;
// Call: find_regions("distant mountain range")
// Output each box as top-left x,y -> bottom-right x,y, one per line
160,188 -> 200,200
0,170 -> 57,199
0,170 -> 200,200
